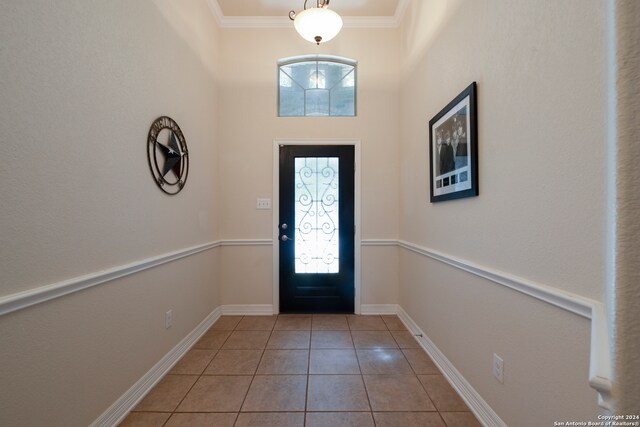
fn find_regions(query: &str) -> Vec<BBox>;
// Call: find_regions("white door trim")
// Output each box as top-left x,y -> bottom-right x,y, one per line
272,139 -> 362,314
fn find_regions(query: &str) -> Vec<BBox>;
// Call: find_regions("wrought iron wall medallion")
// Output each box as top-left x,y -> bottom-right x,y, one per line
147,116 -> 189,195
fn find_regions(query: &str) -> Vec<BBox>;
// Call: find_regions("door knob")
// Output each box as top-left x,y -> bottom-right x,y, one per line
281,235 -> 290,241
281,223 -> 288,230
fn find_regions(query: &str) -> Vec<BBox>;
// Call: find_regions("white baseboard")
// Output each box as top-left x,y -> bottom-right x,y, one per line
397,240 -> 611,409
360,304 -> 399,315
396,306 -> 507,427
90,306 -> 222,427
90,303 -> 507,427
221,304 -> 275,315
220,304 -> 396,316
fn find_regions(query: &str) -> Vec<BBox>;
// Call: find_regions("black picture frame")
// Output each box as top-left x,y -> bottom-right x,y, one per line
429,82 -> 478,203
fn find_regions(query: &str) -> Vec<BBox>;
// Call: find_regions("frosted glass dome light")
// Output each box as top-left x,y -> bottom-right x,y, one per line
289,1 -> 343,45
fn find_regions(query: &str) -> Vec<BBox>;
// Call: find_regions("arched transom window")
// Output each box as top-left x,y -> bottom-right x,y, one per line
278,55 -> 357,117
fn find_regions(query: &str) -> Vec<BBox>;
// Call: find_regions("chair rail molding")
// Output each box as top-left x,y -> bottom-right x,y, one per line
0,241 -> 222,317
396,239 -> 612,410
1,236 -> 612,409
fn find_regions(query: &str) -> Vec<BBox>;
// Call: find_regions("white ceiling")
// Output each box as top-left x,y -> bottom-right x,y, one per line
215,0 -> 401,17
208,0 -> 408,28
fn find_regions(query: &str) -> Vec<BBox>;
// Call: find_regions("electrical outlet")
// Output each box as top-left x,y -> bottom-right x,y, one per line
165,310 -> 173,329
493,353 -> 504,384
256,198 -> 271,210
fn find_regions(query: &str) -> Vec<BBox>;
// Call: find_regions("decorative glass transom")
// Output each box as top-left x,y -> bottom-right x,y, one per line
294,157 -> 340,273
279,56 -> 356,117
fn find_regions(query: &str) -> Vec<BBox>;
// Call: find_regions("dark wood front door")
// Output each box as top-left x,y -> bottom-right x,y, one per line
279,145 -> 355,313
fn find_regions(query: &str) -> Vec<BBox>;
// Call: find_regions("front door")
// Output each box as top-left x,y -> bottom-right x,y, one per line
279,145 -> 355,313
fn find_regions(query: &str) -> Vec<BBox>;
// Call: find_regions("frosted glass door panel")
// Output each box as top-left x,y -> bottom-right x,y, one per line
294,157 -> 339,273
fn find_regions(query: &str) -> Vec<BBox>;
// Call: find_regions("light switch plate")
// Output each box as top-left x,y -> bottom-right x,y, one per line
257,198 -> 272,210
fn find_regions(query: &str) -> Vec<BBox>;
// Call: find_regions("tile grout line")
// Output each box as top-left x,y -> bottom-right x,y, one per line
160,315 -> 244,426
437,411 -> 450,427
393,325 -> 440,417
304,322 -> 311,427
351,315 -> 377,426
234,316 -> 275,423
387,315 -> 471,425
122,314 -> 477,426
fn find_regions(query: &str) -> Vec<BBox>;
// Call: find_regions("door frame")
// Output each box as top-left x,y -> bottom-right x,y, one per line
272,139 -> 362,314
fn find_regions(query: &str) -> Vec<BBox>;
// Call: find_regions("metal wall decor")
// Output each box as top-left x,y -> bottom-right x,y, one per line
147,116 -> 189,195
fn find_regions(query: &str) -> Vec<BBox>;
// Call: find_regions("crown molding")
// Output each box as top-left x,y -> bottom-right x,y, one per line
206,0 -> 409,28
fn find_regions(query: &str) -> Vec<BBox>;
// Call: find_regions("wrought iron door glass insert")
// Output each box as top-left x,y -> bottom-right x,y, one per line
294,157 -> 339,273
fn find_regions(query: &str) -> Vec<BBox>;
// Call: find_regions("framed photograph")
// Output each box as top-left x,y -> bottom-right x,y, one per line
429,82 -> 478,203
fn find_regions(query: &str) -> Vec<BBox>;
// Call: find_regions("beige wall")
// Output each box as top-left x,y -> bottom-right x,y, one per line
0,250 -> 219,426
400,251 -> 597,424
400,0 -> 605,298
398,0 -> 606,424
610,0 -> 640,414
361,245 -> 400,305
0,0 -> 622,424
217,27 -> 401,306
0,0 -> 221,425
220,245 -> 273,305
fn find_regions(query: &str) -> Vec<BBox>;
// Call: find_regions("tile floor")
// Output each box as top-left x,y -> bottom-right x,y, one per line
120,314 -> 482,427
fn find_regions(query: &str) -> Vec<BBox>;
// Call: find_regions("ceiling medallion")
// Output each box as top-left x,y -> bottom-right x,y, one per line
289,0 -> 343,45
147,116 -> 189,195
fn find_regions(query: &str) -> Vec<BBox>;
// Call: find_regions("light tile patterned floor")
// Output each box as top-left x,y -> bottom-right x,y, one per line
119,315 -> 482,427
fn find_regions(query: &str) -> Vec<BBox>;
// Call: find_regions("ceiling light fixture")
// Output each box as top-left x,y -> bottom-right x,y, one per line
288,0 -> 343,45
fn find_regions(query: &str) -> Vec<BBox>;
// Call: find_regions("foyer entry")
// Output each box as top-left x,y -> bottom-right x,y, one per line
278,145 -> 355,313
